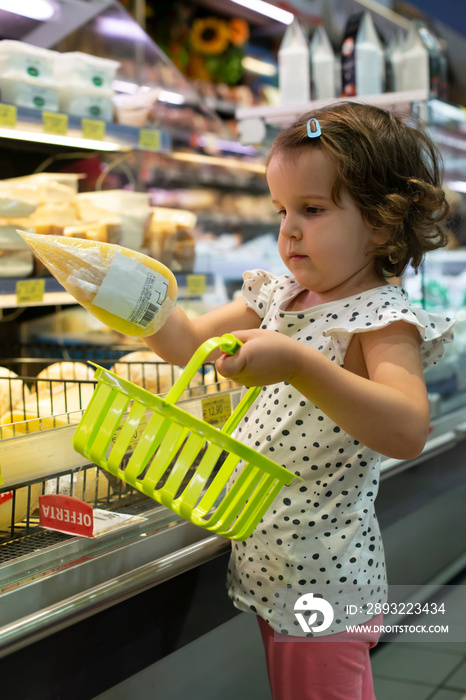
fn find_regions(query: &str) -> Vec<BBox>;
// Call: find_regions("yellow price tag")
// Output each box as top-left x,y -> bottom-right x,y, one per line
0,104 -> 17,127
111,416 -> 148,451
16,279 -> 45,304
186,274 -> 206,296
42,111 -> 68,135
82,118 -> 106,141
201,394 -> 232,427
139,129 -> 161,151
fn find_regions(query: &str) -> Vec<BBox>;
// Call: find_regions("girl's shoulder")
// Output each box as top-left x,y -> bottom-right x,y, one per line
324,284 -> 455,372
242,269 -> 297,318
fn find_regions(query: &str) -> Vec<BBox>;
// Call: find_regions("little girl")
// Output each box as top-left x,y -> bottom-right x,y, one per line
144,102 -> 454,699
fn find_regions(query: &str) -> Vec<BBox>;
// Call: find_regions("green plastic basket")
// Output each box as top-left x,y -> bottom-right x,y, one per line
72,334 -> 300,540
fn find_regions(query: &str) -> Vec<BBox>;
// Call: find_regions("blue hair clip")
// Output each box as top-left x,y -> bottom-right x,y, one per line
306,118 -> 321,138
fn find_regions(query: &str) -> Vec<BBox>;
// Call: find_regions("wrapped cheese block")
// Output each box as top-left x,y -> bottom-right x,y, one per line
0,412 -> 71,436
0,483 -> 41,532
18,231 -> 177,337
47,467 -> 110,502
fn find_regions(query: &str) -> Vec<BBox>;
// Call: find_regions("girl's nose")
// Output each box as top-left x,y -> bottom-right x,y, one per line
280,215 -> 301,239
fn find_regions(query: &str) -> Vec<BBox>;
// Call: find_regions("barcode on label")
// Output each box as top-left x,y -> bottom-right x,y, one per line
139,302 -> 160,327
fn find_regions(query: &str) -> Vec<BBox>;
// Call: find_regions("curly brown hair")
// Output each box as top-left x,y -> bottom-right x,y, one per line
267,102 -> 450,277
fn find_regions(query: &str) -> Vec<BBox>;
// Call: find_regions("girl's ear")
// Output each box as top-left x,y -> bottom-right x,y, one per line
370,227 -> 389,246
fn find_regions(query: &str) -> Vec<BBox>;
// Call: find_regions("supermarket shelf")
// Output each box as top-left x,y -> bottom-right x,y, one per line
0,277 -> 74,309
236,89 -> 430,126
0,105 -> 261,161
0,104 -> 173,154
0,272 -> 216,310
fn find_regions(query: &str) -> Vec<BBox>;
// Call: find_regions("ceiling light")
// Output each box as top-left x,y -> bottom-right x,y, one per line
445,181 -> 466,194
229,0 -> 294,25
96,16 -> 147,40
0,127 -> 128,152
0,0 -> 56,21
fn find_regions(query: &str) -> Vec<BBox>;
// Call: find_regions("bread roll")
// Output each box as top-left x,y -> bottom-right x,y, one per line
111,350 -> 181,395
17,231 -> 177,337
28,382 -> 95,418
0,367 -> 30,420
0,364 -> 94,531
0,371 -> 41,531
34,361 -> 95,395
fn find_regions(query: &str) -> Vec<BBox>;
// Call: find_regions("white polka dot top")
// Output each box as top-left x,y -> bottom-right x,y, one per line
226,270 -> 455,636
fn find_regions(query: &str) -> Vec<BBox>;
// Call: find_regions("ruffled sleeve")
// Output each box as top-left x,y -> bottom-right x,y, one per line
323,290 -> 455,371
241,269 -> 278,319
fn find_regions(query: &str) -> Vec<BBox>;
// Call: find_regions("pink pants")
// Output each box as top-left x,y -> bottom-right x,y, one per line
257,613 -> 383,700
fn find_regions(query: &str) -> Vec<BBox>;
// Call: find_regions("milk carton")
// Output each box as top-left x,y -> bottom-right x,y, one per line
310,25 -> 336,100
399,23 -> 428,93
278,18 -> 310,105
341,12 -> 384,97
398,20 -> 447,96
386,30 -> 404,93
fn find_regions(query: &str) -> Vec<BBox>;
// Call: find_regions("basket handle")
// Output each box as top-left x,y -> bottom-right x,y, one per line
164,333 -> 244,404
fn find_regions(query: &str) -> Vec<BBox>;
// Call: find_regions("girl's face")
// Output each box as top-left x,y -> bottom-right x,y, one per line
267,147 -> 384,302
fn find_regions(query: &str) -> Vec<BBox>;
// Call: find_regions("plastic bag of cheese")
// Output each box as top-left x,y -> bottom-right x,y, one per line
17,231 -> 177,337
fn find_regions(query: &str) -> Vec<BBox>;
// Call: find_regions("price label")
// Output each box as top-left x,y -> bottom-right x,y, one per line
111,416 -> 148,451
42,111 -> 68,135
201,394 -> 232,426
0,104 -> 17,127
139,129 -> 161,151
16,279 -> 45,304
186,274 -> 206,296
82,118 -> 106,141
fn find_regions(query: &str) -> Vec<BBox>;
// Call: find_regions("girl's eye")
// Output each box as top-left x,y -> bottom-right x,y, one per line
306,206 -> 323,215
276,209 -> 286,218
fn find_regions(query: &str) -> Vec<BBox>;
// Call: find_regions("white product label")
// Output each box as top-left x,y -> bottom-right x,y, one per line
93,251 -> 168,328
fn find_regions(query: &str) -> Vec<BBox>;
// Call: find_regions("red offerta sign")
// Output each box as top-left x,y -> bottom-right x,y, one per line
39,494 -> 94,537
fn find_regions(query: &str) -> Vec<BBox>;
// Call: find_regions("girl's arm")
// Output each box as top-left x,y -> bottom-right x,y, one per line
143,297 -> 261,366
216,321 -> 430,460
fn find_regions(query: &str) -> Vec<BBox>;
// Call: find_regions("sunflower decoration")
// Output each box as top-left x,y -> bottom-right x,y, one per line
191,17 -> 230,55
187,16 -> 250,86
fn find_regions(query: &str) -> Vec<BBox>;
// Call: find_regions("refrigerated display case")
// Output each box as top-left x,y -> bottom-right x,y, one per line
0,352 -> 247,699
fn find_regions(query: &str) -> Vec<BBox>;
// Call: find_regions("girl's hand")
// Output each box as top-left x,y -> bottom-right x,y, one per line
216,329 -> 297,386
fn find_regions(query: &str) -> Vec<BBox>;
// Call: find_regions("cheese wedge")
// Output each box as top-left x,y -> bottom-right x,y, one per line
18,231 -> 177,337
53,467 -> 110,502
0,411 -> 72,436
